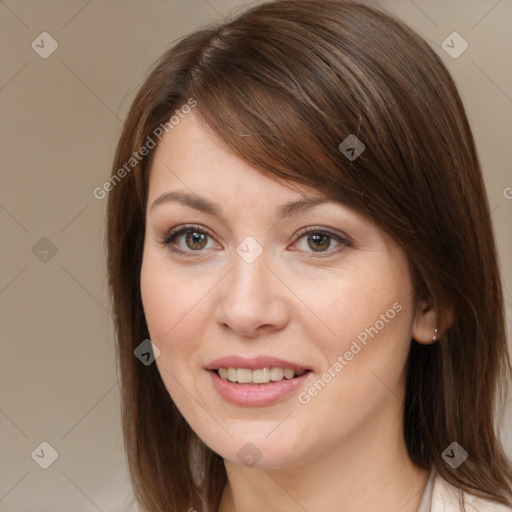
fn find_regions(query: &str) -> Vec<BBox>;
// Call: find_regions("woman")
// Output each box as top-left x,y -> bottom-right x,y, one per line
106,1 -> 512,510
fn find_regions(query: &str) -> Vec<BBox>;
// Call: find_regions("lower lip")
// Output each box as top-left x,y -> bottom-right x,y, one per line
208,370 -> 311,406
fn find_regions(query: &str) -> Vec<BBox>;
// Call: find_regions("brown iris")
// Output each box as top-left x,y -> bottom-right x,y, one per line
186,231 -> 208,250
308,233 -> 330,252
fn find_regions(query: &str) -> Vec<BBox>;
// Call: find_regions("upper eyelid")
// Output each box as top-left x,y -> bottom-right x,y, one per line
295,225 -> 347,239
163,224 -> 216,245
165,224 -> 345,240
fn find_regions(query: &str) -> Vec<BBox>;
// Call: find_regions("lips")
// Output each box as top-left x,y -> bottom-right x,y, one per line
206,355 -> 311,373
206,355 -> 313,406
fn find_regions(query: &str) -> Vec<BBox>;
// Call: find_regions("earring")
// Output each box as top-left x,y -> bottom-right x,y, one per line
432,327 -> 438,341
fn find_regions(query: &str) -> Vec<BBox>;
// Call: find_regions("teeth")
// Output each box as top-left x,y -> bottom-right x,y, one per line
253,368 -> 270,383
269,367 -> 284,381
283,368 -> 295,379
237,368 -> 253,383
217,367 -> 305,384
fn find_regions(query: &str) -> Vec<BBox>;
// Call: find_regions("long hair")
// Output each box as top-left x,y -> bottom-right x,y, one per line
106,1 -> 512,510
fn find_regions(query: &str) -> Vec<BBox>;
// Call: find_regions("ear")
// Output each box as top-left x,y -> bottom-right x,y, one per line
412,299 -> 454,345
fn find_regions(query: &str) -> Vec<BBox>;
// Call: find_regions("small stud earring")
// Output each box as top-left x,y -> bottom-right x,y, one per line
432,327 -> 438,341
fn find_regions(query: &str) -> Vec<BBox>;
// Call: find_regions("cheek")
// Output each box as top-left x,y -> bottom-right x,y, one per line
295,274 -> 414,444
301,264 -> 415,429
307,260 -> 414,358
140,267 -> 176,341
140,255 -> 196,363
141,251 -> 201,338
140,257 -> 204,410
140,252 -> 220,382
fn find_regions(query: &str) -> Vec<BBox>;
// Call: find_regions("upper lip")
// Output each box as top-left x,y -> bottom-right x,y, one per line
206,355 -> 311,372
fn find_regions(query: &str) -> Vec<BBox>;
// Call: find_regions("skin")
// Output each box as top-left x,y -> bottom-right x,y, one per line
140,112 -> 439,512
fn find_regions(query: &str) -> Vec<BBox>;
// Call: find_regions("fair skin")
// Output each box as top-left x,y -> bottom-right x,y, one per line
140,112 -> 438,512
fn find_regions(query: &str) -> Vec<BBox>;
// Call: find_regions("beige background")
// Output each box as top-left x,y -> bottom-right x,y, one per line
1,0 -> 511,510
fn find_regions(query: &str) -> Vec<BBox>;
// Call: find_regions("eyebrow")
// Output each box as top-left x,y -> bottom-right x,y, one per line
149,191 -> 334,218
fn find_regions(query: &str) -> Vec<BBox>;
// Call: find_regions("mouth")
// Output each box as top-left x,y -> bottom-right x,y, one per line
205,357 -> 313,406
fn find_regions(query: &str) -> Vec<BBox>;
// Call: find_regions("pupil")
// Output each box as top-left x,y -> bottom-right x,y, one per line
186,232 -> 207,250
309,234 -> 329,251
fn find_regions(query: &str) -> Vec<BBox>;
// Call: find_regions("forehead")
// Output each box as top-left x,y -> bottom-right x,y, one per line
147,112 -> 324,205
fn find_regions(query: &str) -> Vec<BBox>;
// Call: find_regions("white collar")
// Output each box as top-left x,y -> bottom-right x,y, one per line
417,466 -> 511,511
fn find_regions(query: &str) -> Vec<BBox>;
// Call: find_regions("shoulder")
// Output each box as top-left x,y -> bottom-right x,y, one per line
431,473 -> 511,512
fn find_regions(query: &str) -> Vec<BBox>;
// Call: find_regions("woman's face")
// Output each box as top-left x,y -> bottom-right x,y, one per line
140,112 -> 424,469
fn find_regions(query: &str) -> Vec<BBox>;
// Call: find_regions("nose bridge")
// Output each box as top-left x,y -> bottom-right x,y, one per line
215,244 -> 290,335
229,246 -> 272,305
228,233 -> 270,295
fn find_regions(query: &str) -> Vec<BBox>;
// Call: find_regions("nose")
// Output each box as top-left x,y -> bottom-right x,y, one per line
214,251 -> 291,338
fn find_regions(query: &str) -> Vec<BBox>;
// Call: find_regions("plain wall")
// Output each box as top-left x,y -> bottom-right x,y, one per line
1,0 -> 511,510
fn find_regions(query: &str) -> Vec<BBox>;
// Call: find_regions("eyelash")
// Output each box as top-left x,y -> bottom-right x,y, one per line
157,224 -> 351,259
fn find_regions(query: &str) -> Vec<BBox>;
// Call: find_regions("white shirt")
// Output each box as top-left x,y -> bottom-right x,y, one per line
418,467 -> 512,511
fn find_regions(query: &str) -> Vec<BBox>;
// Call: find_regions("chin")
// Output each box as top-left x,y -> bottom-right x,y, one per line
202,431 -> 306,470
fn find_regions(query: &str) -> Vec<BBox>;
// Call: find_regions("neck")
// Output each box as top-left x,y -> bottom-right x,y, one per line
217,405 -> 429,512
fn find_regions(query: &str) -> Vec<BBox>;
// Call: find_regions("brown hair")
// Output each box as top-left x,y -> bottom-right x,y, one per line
106,0 -> 512,510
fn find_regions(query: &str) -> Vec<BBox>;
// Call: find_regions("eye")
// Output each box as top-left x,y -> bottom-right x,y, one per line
157,224 -> 351,259
292,227 -> 350,257
158,224 -> 218,256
